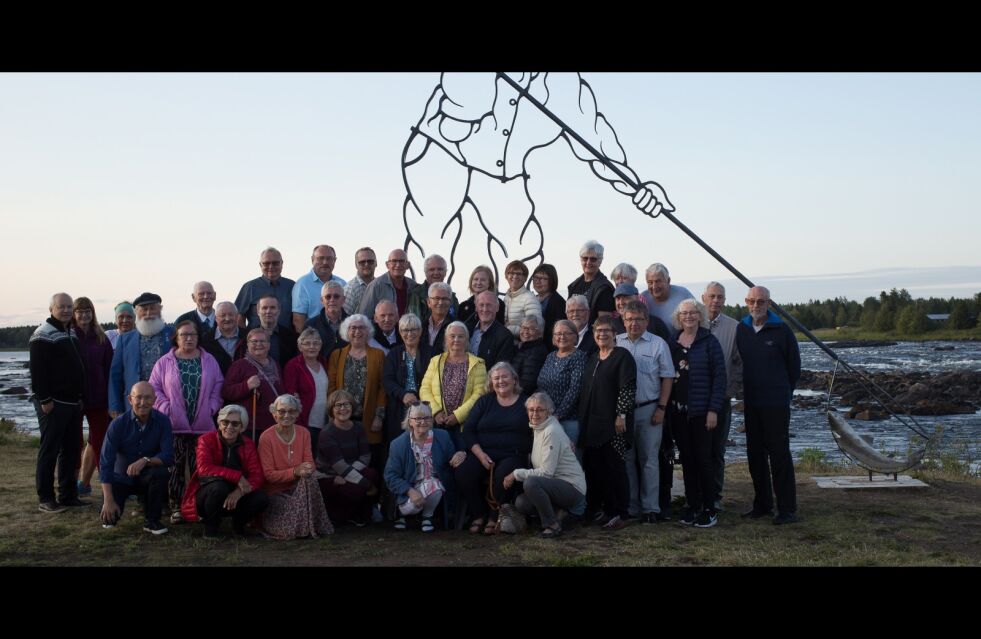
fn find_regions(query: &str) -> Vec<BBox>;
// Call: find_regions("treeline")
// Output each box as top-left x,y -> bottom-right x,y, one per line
0,323 -> 114,349
722,290 -> 981,335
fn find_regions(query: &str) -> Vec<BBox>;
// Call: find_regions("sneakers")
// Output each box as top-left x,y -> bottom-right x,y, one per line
143,521 -> 169,535
77,480 -> 92,496
421,518 -> 435,533
679,508 -> 697,526
773,512 -> 799,526
58,497 -> 91,508
38,501 -> 68,514
694,510 -> 718,528
393,517 -> 407,531
600,515 -> 627,531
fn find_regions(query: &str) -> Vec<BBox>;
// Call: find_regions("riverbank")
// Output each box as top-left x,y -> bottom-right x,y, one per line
798,327 -> 981,343
1,425 -> 977,566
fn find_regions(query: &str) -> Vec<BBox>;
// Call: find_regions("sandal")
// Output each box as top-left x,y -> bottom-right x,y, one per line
483,519 -> 498,536
540,524 -> 563,539
468,518 -> 486,534
393,517 -> 407,531
421,518 -> 434,533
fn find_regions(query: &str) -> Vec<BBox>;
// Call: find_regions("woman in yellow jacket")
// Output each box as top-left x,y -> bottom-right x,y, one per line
420,321 -> 488,450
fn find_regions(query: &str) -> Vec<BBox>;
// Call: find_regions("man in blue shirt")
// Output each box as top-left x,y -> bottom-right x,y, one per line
292,244 -> 347,333
99,381 -> 174,535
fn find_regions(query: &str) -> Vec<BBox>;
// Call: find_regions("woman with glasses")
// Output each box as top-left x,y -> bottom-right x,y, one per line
537,319 -> 587,453
512,315 -> 548,394
502,259 -> 542,338
566,240 -> 615,324
419,321 -> 487,451
149,319 -> 225,523
382,313 -> 432,445
530,263 -> 565,347
384,401 -> 465,532
316,390 -> 380,526
283,327 -> 330,456
222,328 -> 285,439
70,297 -> 114,496
180,404 -> 269,538
258,394 -> 333,539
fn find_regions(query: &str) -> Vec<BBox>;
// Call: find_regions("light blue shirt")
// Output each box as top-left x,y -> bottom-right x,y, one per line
615,331 -> 674,404
292,268 -> 347,319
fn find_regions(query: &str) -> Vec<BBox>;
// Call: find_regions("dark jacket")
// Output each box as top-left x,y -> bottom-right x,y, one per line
669,327 -> 727,418
567,273 -> 615,324
247,323 -> 298,370
424,316 -> 451,355
512,339 -> 548,394
578,347 -> 637,448
458,293 -> 506,326
382,343 -> 433,442
577,326 -> 598,357
73,324 -> 112,410
466,318 -> 516,370
372,322 -> 403,353
29,317 -> 85,405
736,311 -> 801,407
540,292 -> 566,348
304,307 -> 346,359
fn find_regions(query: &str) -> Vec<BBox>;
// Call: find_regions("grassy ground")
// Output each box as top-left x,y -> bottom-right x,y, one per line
799,326 -> 981,342
1,424 -> 978,567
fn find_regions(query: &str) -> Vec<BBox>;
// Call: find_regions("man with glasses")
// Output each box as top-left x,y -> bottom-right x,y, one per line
344,247 -> 378,316
235,247 -> 295,330
567,240 -> 614,324
406,254 -> 458,323
565,295 -> 597,356
424,282 -> 454,354
357,248 -> 417,318
292,244 -> 347,333
611,282 -> 671,343
305,281 -> 347,359
736,286 -> 801,525
109,292 -> 175,418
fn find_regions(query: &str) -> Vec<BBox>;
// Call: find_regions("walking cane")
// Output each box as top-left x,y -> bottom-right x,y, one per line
252,388 -> 258,442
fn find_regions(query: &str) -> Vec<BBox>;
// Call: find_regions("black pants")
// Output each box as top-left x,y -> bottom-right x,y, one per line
454,453 -> 523,520
710,398 -> 732,505
196,480 -> 269,533
34,399 -> 82,503
744,405 -> 797,515
673,411 -> 716,513
109,465 -> 170,525
583,441 -> 629,520
658,409 -> 675,513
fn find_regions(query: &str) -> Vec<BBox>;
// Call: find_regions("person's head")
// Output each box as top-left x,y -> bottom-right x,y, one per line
427,281 -> 453,322
622,300 -> 649,339
374,300 -> 398,334
48,293 -> 73,324
444,321 -> 469,355
354,247 -> 377,280
611,262 -> 638,286
645,263 -> 671,303
531,263 -> 558,297
215,301 -> 238,335
468,265 -> 495,296
133,292 -> 164,336
311,244 -> 337,281
216,404 -> 248,444
702,282 -> 726,320
191,281 -> 216,315
402,400 -> 434,439
504,260 -> 529,292
592,315 -> 616,348
114,302 -> 136,334
128,381 -> 156,421
398,313 -> 422,348
171,319 -> 200,351
565,294 -> 589,331
579,240 -> 604,278
327,389 -> 355,422
525,392 -> 555,427
259,247 -> 284,282
486,361 -> 522,398
519,315 -> 544,343
423,254 -> 448,284
613,282 -> 640,316
552,319 -> 578,353
321,281 -> 345,320
385,249 -> 410,280
745,285 -> 771,324
339,313 -> 371,343
246,327 -> 270,359
256,295 -> 280,329
72,297 -> 106,343
475,290 -> 499,325
270,393 -> 301,427
297,327 -> 323,359
672,298 -> 709,331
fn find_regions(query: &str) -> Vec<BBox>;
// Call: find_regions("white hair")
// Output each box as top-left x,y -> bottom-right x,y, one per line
646,263 -> 670,279
579,240 -> 604,258
339,313 -> 371,341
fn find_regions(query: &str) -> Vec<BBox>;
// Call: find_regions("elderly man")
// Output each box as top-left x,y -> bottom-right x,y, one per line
109,292 -> 175,418
343,247 -> 378,315
567,240 -> 614,324
368,300 -> 402,355
641,263 -> 694,332
30,293 -> 87,513
357,248 -> 417,318
467,290 -> 516,369
292,244 -> 347,333
736,286 -> 801,525
566,294 -> 597,356
406,254 -> 458,323
176,281 -> 217,331
248,295 -> 298,368
702,282 -> 742,510
424,282 -> 453,355
235,247 -> 295,329
611,283 -> 671,343
616,301 -> 674,524
99,382 -> 174,535
305,280 -> 347,358
210,301 -> 247,373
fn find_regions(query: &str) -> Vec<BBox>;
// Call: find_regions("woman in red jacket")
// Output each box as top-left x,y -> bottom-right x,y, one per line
282,327 -> 330,457
180,404 -> 269,538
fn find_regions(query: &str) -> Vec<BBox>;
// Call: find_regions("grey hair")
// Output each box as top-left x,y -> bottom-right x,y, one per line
218,404 -> 249,430
297,327 -> 323,346
704,281 -> 726,295
398,312 -> 422,332
269,393 -> 302,415
424,254 -> 447,269
400,401 -> 433,431
553,319 -> 578,337
671,298 -> 709,331
261,247 -> 282,258
520,314 -> 545,334
444,320 -> 469,343
645,262 -> 670,279
321,280 -> 345,296
429,281 -> 452,297
485,361 -> 523,395
566,294 -> 589,310
215,300 -> 237,314
49,292 -> 71,309
579,240 -> 604,258
525,391 -> 555,414
610,262 -> 638,283
339,313 -> 371,341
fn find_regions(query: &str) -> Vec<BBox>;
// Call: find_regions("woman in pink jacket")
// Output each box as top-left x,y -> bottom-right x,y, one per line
149,320 -> 224,523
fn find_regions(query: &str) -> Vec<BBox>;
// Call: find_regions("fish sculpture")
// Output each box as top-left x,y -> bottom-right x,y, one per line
827,410 -> 926,475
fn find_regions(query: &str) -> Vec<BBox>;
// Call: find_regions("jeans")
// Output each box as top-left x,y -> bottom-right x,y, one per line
515,475 -> 585,527
625,403 -> 661,515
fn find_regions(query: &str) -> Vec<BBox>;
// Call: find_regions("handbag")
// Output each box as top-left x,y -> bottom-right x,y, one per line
496,503 -> 527,535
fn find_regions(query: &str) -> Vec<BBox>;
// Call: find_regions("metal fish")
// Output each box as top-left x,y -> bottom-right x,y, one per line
827,410 -> 926,474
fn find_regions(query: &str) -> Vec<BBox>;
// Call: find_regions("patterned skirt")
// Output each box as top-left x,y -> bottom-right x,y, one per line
261,475 -> 334,540
168,434 -> 199,507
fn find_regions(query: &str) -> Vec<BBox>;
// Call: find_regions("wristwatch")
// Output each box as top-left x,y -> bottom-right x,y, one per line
143,456 -> 151,464
617,414 -> 626,420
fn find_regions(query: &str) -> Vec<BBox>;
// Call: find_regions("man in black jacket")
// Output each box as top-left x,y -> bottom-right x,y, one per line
305,281 -> 347,359
30,293 -> 88,513
175,281 -> 235,374
247,295 -> 298,369
466,291 -> 516,369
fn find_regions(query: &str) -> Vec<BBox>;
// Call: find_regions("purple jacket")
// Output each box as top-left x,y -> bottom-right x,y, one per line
148,348 -> 224,435
73,325 -> 113,410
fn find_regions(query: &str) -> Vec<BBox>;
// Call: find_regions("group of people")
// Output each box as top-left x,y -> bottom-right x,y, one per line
28,239 -> 802,540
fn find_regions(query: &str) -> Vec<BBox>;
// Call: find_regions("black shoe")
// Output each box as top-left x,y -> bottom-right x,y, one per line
741,508 -> 773,519
773,512 -> 799,525
694,510 -> 718,528
349,517 -> 368,527
589,511 -> 608,526
679,508 -> 697,526
203,527 -> 222,540
58,497 -> 91,508
641,512 -> 658,525
654,511 -> 672,523
38,501 -> 68,514
143,521 -> 169,535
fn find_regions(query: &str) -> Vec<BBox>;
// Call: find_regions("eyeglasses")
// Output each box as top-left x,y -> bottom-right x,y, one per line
218,419 -> 243,427
298,341 -> 322,347
409,400 -> 431,407
333,402 -> 352,409
260,260 -> 283,267
580,256 -> 600,263
531,275 -> 549,281
429,297 -> 450,303
401,327 -> 421,333
527,407 -> 548,413
348,325 -> 366,332
553,332 -> 575,338
248,339 -> 269,345
275,408 -> 299,415
745,298 -> 769,306
678,311 -> 701,317
505,272 -> 524,278
387,259 -> 408,265
177,333 -> 198,339
408,416 -> 433,423
74,309 -> 93,315
323,294 -> 343,299
593,328 -> 613,334
357,259 -> 376,266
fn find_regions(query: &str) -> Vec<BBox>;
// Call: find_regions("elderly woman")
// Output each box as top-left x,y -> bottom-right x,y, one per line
531,263 -> 565,347
578,315 -> 637,531
454,362 -> 532,535
669,299 -> 727,528
316,389 -> 380,526
419,321 -> 487,451
70,297 -> 114,497
104,301 -> 135,349
537,319 -> 587,451
610,262 -> 639,287
283,327 -> 330,456
384,401 -> 466,532
222,328 -> 285,440
180,404 -> 269,538
502,259 -> 543,338
149,320 -> 224,523
258,394 -> 333,539
457,265 -> 505,326
512,315 -> 548,394
383,313 -> 433,443
505,392 -> 586,538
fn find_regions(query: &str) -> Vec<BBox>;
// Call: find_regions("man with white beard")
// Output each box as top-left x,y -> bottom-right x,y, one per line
108,292 -> 175,418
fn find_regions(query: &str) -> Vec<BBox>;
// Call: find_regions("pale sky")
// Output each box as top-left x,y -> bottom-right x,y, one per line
2,72 -> 979,327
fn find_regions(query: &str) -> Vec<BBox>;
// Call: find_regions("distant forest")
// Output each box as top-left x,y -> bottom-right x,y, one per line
0,323 -> 114,349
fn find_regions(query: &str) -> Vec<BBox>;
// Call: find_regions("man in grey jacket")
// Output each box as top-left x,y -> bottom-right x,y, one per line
357,248 -> 417,319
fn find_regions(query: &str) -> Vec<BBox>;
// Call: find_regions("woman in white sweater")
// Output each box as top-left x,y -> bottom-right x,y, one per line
504,391 -> 586,539
502,260 -> 543,338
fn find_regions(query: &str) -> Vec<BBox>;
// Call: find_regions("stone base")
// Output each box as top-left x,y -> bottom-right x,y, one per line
811,475 -> 928,489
